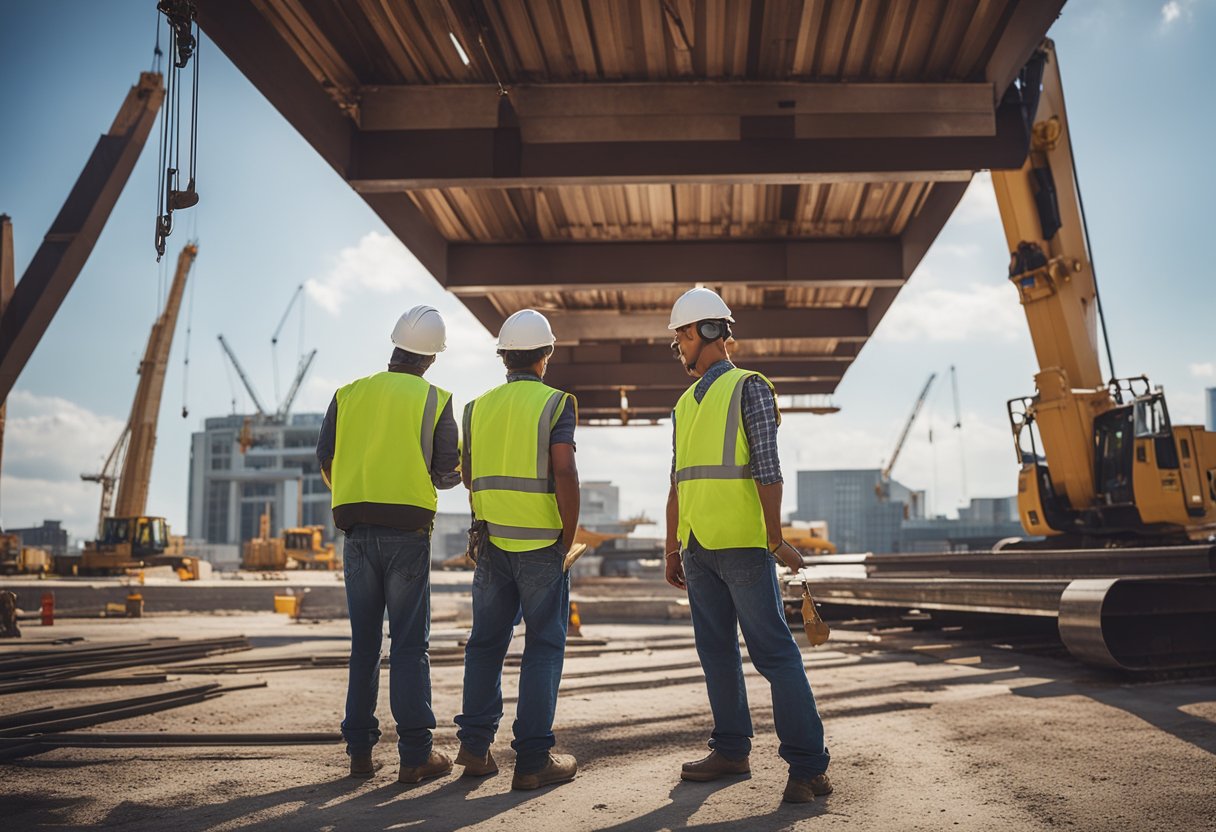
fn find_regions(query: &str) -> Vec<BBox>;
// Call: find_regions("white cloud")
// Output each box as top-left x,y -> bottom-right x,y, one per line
1161,0 -> 1198,26
952,172 -> 1000,226
305,231 -> 436,315
1189,362 -> 1216,379
0,391 -> 126,538
876,279 -> 1023,343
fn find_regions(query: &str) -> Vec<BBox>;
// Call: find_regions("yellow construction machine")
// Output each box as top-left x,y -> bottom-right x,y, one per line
0,532 -> 50,575
79,244 -> 201,576
994,42 -> 1216,544
781,523 -> 836,557
283,526 -> 337,570
242,506 -> 336,571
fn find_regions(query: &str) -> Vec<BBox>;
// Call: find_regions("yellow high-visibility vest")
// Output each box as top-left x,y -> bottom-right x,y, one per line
331,372 -> 451,513
674,367 -> 777,550
465,380 -> 573,552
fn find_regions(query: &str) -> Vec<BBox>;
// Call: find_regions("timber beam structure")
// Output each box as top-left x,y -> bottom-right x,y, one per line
197,0 -> 1067,423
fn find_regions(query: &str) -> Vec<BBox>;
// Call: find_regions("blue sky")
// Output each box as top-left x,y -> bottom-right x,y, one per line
1,1 -> 1213,541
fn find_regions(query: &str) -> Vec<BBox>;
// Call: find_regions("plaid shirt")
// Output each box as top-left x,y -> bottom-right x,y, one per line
670,359 -> 783,485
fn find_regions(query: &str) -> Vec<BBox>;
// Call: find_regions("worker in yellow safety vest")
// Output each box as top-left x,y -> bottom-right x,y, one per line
663,287 -> 832,804
453,309 -> 581,791
317,305 -> 461,784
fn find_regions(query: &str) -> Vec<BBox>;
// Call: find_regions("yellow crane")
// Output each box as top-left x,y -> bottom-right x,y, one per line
993,41 -> 1215,542
79,243 -> 199,574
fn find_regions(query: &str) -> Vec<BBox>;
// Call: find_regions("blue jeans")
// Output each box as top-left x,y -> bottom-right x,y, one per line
455,541 -> 569,773
341,524 -> 434,766
683,533 -> 830,779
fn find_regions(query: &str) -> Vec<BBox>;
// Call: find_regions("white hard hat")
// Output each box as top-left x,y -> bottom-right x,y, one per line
668,287 -> 734,330
391,305 -> 447,355
497,309 -> 556,350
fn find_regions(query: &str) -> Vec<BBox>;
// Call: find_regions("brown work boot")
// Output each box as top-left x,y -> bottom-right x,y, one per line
511,753 -> 578,790
397,750 -> 453,785
455,745 -> 498,777
782,773 -> 833,803
349,750 -> 378,778
680,750 -> 750,782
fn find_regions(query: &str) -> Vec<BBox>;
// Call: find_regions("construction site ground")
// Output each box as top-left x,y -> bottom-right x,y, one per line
2,611 -> 1214,832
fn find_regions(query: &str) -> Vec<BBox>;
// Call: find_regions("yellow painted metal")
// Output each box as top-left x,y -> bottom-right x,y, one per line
993,41 -> 1216,540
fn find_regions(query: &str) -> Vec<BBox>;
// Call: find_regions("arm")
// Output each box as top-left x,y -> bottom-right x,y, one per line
430,397 -> 461,490
664,482 -> 685,590
742,378 -> 800,569
552,443 -> 580,551
316,394 -> 337,488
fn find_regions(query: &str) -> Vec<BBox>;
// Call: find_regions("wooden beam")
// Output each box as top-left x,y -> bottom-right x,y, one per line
359,82 -> 997,140
545,359 -> 850,390
546,308 -> 870,344
0,74 -> 164,404
552,344 -> 859,365
196,0 -> 353,176
447,239 -> 905,293
350,94 -> 1031,189
569,381 -> 837,411
985,2 -> 1067,103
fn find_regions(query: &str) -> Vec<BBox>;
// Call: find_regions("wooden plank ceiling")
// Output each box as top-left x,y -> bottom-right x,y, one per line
198,0 -> 1066,422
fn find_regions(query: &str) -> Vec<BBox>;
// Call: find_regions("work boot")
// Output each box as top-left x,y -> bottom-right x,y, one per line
680,750 -> 750,782
455,745 -> 498,777
397,750 -> 453,785
511,753 -> 578,790
782,773 -> 833,803
349,750 -> 378,778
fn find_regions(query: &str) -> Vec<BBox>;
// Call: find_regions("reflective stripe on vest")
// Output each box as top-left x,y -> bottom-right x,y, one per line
331,372 -> 451,513
674,368 -> 776,550
467,381 -> 572,552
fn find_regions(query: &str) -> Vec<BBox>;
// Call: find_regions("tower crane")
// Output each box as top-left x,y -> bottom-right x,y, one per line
877,373 -> 936,505
80,243 -> 198,573
217,333 -> 267,416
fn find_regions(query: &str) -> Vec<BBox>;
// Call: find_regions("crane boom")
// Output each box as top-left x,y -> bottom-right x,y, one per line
217,334 -> 267,416
993,41 -> 1216,540
882,373 -> 936,484
275,348 -> 317,421
111,243 -> 198,518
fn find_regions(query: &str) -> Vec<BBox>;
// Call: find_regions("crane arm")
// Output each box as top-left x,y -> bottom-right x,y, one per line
217,334 -> 267,416
882,373 -> 936,482
112,243 -> 197,518
270,284 -> 304,346
275,348 -> 316,421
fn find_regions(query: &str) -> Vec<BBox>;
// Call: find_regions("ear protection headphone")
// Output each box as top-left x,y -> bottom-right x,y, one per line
696,319 -> 732,342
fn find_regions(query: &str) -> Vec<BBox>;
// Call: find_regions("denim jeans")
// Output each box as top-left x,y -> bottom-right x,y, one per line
341,524 -> 434,766
455,541 -> 569,773
683,533 -> 830,778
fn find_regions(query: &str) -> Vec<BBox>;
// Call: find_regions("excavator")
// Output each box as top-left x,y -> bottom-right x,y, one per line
992,41 -> 1216,545
78,243 -> 200,577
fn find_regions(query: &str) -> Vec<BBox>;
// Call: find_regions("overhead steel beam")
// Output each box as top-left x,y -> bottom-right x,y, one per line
545,359 -> 849,391
359,82 -> 997,140
547,308 -> 870,344
0,74 -> 164,404
446,238 -> 904,292
350,95 -> 1029,189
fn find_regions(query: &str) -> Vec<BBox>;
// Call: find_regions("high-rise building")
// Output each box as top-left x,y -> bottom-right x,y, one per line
7,520 -> 69,557
1207,387 -> 1216,432
793,469 -> 923,554
187,413 -> 333,545
899,496 -> 1027,552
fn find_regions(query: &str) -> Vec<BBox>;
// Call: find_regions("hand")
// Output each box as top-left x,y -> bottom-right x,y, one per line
664,550 -> 686,591
771,539 -> 803,572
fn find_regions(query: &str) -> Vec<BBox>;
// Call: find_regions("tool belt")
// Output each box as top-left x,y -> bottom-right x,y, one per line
801,583 -> 831,647
465,517 -> 488,565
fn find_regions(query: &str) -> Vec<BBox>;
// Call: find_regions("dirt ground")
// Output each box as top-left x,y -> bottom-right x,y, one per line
1,612 -> 1214,831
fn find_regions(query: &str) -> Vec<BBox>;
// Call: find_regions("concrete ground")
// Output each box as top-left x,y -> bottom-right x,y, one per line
1,613 -> 1214,831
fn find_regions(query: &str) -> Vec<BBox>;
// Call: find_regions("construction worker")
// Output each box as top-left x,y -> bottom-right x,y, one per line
316,305 -> 460,784
454,309 -> 581,791
663,287 -> 832,804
